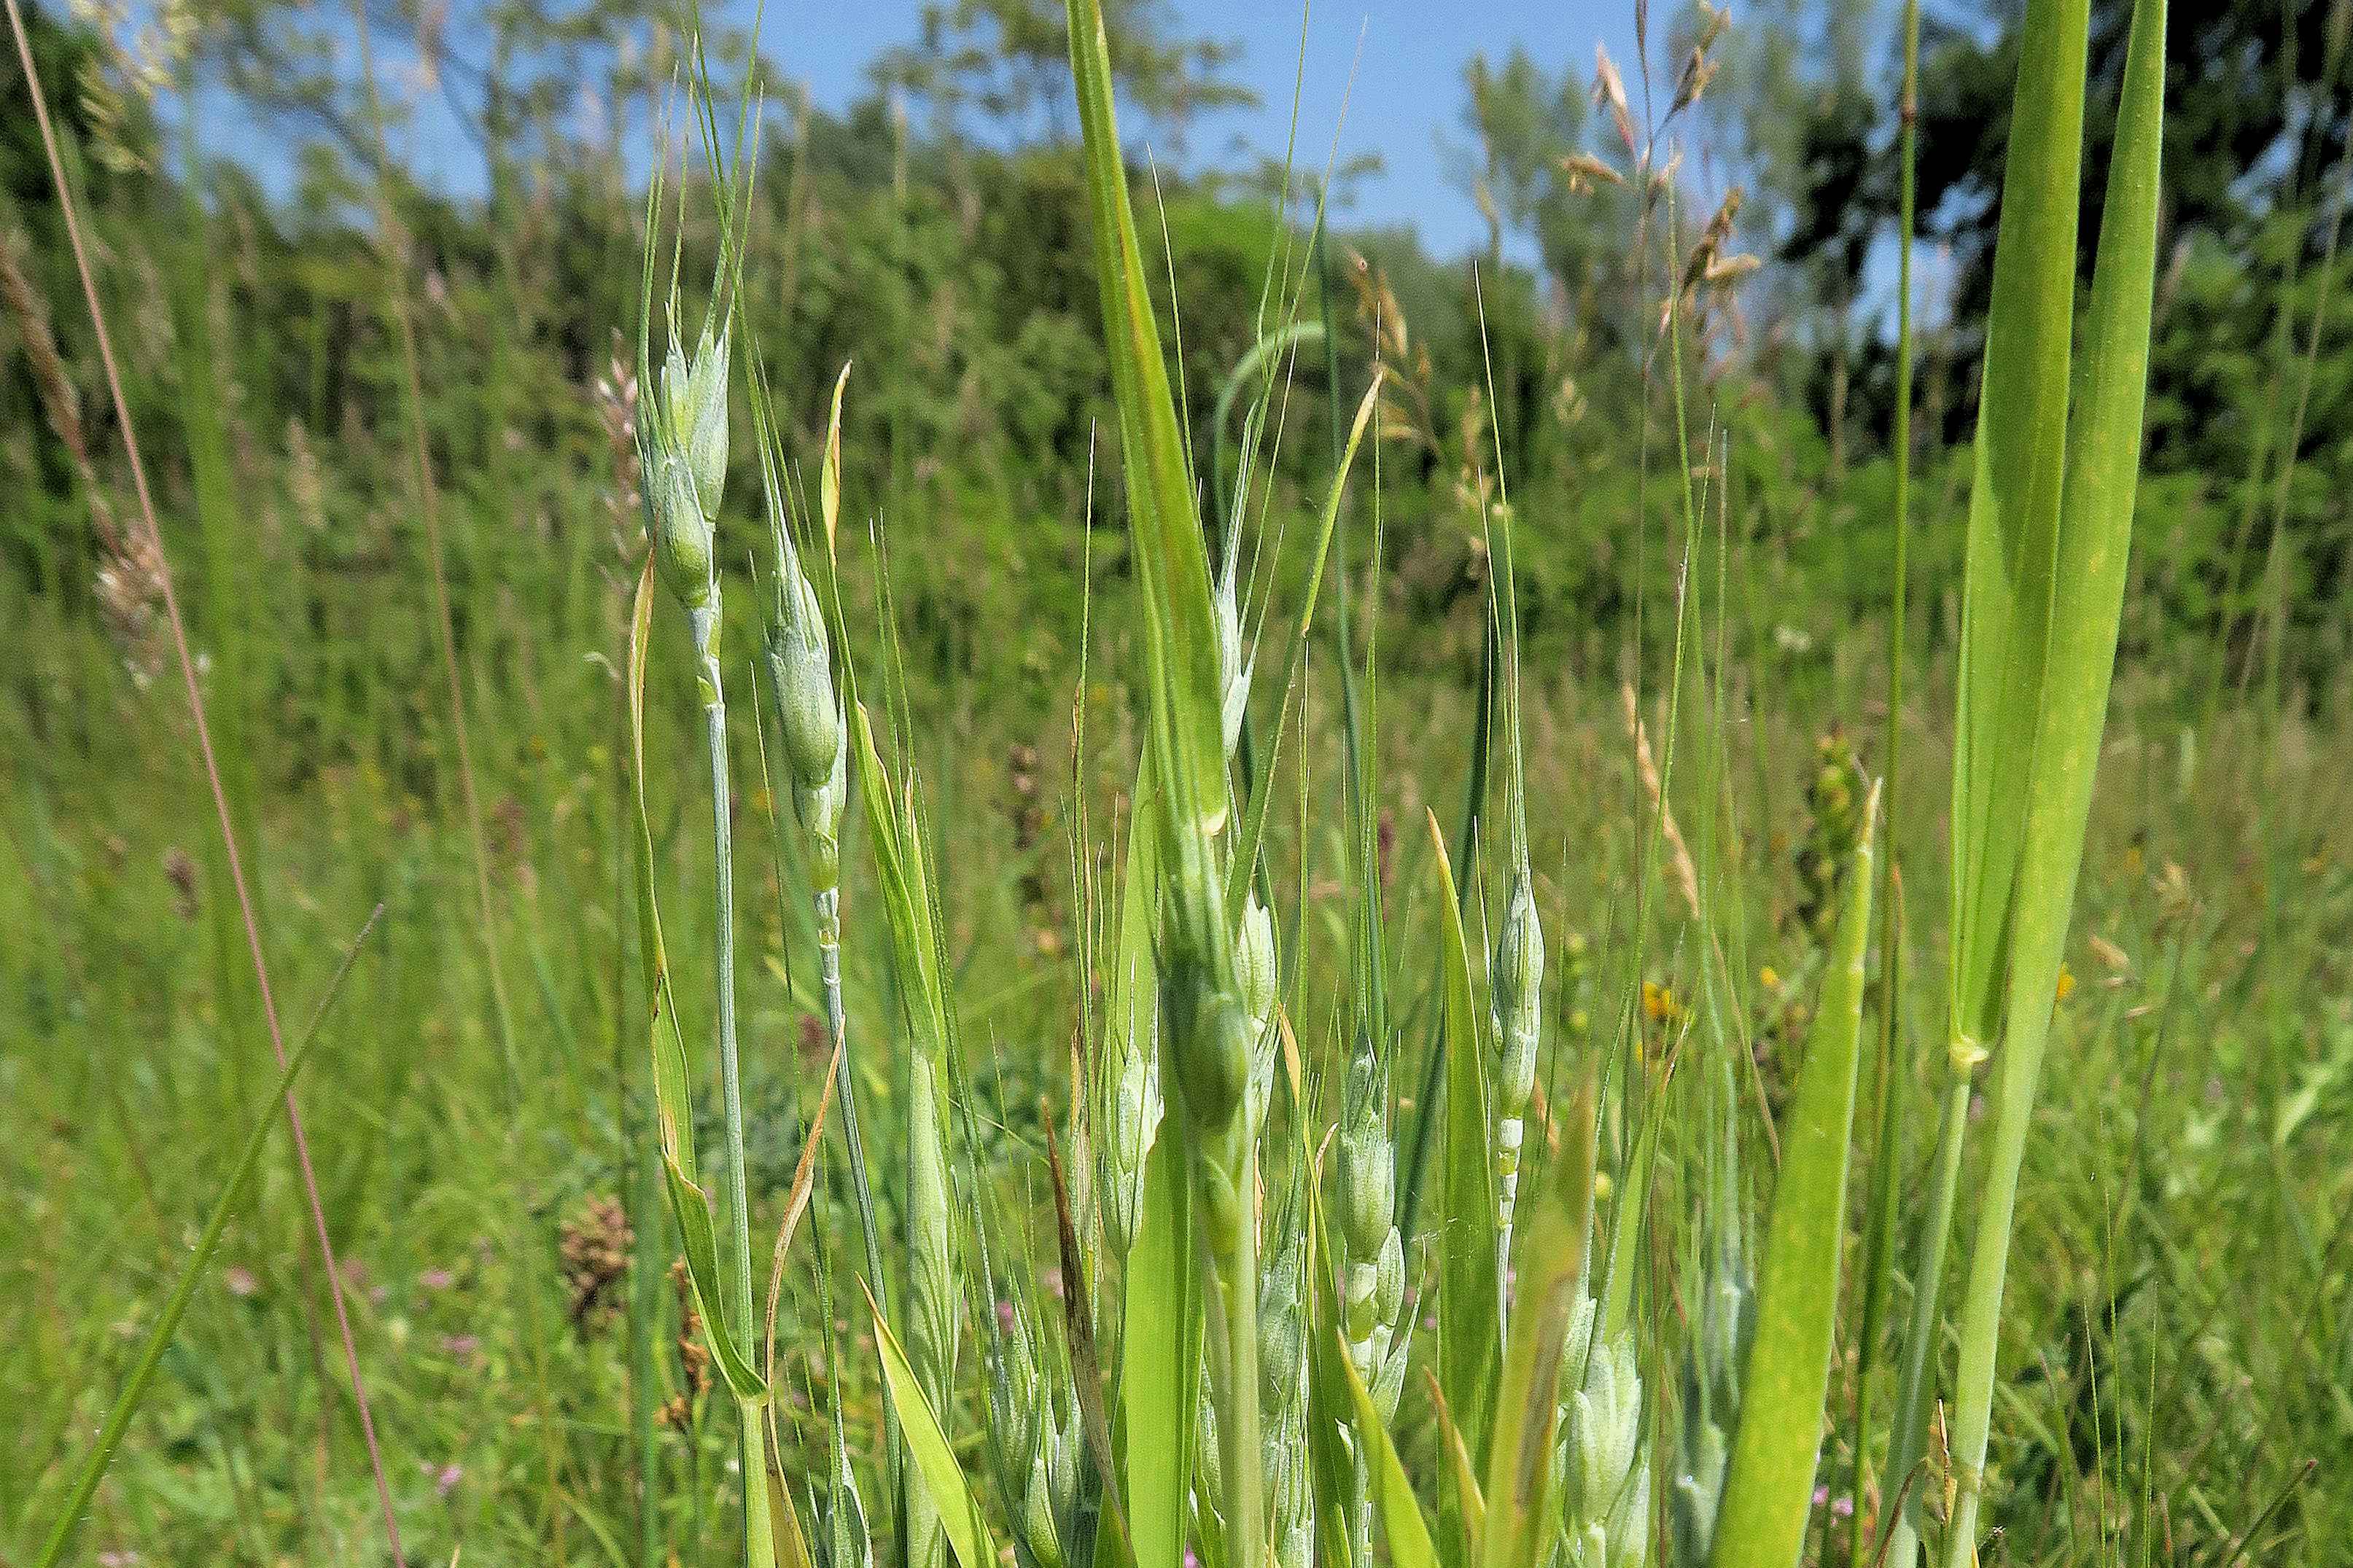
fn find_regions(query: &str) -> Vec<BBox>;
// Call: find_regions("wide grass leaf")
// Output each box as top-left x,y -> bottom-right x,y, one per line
1121,1123 -> 1199,1568
1942,0 -> 2168,1554
1710,785 -> 1878,1568
1948,0 -> 2092,1055
1993,0 -> 2167,1181
1064,0 -> 1226,844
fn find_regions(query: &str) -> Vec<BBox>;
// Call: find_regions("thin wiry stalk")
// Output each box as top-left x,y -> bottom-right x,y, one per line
1848,6 -> 1921,1560
689,606 -> 774,1567
1881,1072 -> 1969,1568
615,676 -> 665,1568
1,5 -> 409,1560
1475,311 -> 1537,1327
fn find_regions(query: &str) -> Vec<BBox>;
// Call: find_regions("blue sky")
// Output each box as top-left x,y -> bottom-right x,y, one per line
750,0 -> 1651,257
205,1 -> 1665,261
199,0 -> 1928,318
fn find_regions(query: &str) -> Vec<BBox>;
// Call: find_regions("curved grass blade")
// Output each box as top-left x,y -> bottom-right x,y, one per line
820,360 -> 849,561
864,1281 -> 1003,1568
661,1158 -> 768,1401
34,905 -> 384,1568
629,560 -> 698,1188
1064,0 -> 1227,843
1709,786 -> 1878,1568
1337,1326 -> 1440,1568
763,1460 -> 817,1568
1423,1369 -> 1487,1561
766,1043 -> 841,1386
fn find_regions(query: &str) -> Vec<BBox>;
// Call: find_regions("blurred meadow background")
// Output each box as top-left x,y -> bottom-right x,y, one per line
4,0 -> 2352,1564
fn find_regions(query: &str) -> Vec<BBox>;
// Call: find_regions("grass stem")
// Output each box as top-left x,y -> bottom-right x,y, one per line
689,605 -> 773,1568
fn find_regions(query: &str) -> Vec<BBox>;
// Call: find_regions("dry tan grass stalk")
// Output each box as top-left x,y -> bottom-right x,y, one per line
1621,679 -> 1703,922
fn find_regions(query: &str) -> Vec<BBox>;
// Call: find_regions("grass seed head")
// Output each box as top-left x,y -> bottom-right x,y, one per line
1260,1224 -> 1312,1568
1671,1171 -> 1751,1566
677,324 -> 730,512
1561,1312 -> 1650,1568
1214,564 -> 1251,758
1495,867 -> 1545,1117
642,442 -> 713,609
1259,1224 -> 1306,1413
987,1306 -> 1041,1470
1168,974 -> 1251,1142
766,564 -> 840,791
794,722 -> 848,892
1019,1411 -> 1078,1568
1337,1035 -> 1396,1263
1194,1390 -> 1224,1512
1237,894 -> 1276,1036
1375,1225 -> 1405,1325
989,1303 -> 1081,1568
1101,1010 -> 1154,1256
637,324 -> 728,612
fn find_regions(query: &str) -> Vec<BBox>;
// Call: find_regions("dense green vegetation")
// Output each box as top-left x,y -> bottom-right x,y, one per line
4,1 -> 2352,1564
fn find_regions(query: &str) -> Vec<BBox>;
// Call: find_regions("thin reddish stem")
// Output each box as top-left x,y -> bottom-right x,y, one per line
4,5 -> 408,1561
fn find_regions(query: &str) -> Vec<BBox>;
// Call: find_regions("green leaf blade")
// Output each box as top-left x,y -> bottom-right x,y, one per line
1427,811 -> 1501,1467
1710,789 -> 1878,1568
1337,1330 -> 1442,1568
1948,0 -> 2095,1053
1063,0 -> 1227,845
1121,1123 -> 1199,1568
866,1285 -> 1002,1568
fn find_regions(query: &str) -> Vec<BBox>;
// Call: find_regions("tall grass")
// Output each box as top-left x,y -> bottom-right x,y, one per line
602,4 -> 2176,1567
4,0 -> 2244,1559
4,3 -> 411,1558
